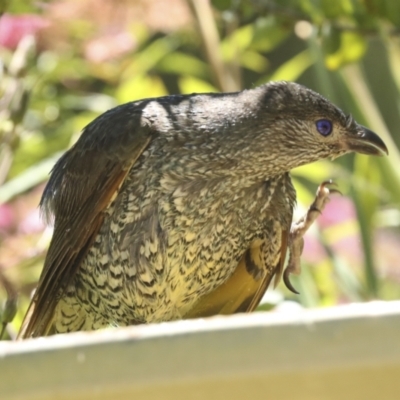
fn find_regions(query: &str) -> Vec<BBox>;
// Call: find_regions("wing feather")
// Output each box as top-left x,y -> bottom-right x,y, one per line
184,228 -> 290,318
245,229 -> 289,312
19,106 -> 153,338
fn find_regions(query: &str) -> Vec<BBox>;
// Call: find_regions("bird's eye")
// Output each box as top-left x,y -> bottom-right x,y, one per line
316,119 -> 332,136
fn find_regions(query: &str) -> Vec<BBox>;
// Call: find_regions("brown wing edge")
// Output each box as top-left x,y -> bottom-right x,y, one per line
184,229 -> 290,319
246,229 -> 289,312
18,124 -> 152,338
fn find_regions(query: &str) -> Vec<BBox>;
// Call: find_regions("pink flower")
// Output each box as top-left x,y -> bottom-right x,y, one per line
0,14 -> 49,49
19,209 -> 45,234
318,196 -> 357,228
0,204 -> 14,232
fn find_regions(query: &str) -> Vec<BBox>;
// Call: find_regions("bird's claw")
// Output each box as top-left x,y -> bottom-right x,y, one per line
283,179 -> 340,294
320,179 -> 342,196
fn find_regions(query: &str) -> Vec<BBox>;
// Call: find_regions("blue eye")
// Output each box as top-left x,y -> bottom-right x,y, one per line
316,119 -> 332,136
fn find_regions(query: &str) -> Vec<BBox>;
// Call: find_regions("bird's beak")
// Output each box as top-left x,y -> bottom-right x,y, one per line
344,126 -> 388,156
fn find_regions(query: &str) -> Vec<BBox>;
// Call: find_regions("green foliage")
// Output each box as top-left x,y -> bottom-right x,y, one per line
1,0 -> 400,338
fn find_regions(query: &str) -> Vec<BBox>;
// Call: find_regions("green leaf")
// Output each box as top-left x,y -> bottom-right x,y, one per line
211,0 -> 234,12
178,76 -> 218,94
1,0 -> 37,13
266,49 -> 313,82
115,74 -> 167,103
157,52 -> 210,79
251,16 -> 290,53
320,0 -> 354,18
122,36 -> 179,78
325,32 -> 367,70
0,153 -> 60,203
221,24 -> 254,62
321,24 -> 342,55
363,0 -> 400,25
239,50 -> 269,73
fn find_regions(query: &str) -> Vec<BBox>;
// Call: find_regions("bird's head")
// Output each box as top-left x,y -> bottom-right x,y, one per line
245,81 -> 388,173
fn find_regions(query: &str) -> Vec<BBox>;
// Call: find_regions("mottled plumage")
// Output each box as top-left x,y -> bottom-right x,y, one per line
20,81 -> 387,338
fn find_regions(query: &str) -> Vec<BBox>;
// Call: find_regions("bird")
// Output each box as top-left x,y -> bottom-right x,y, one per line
19,81 -> 388,338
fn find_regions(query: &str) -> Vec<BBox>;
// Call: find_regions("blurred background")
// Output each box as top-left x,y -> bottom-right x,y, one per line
1,0 -> 400,340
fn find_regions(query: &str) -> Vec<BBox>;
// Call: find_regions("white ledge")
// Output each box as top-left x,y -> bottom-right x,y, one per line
1,301 -> 400,400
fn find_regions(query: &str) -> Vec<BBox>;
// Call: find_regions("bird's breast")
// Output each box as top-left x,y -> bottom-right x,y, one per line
76,170 -> 296,324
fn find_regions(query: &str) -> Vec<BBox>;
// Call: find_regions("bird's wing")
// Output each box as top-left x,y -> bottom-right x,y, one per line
19,107 -> 153,338
184,228 -> 290,318
246,229 -> 288,312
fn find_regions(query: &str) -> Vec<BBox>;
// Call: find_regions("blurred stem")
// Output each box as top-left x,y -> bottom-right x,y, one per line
0,269 -> 18,340
307,29 -> 336,101
305,27 -> 383,309
339,64 -> 400,298
188,0 -> 238,91
386,41 -> 400,92
320,234 -> 363,302
224,11 -> 241,90
0,144 -> 13,186
0,36 -> 34,186
341,64 -> 400,166
350,183 -> 378,298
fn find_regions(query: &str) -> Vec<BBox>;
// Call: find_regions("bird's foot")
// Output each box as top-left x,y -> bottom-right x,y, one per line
283,180 -> 341,294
